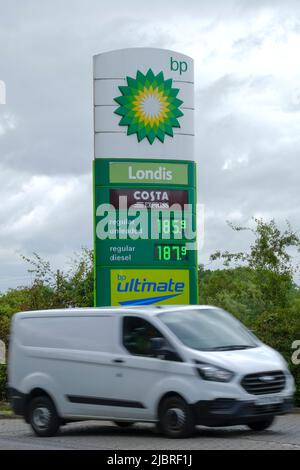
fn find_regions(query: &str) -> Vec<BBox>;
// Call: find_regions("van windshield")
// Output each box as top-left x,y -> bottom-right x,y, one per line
158,308 -> 259,351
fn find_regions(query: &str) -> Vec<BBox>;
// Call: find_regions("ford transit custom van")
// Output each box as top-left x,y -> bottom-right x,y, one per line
8,306 -> 295,438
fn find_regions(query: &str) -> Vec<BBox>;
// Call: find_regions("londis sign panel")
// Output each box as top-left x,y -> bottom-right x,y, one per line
109,162 -> 189,185
93,49 -> 197,307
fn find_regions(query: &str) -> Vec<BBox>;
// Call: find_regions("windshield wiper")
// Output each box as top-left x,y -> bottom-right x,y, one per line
211,345 -> 256,351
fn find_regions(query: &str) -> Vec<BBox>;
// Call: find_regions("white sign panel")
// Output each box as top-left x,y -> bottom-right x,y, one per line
93,48 -> 194,161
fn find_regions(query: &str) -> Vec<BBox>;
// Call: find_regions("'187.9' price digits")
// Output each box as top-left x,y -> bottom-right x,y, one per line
155,244 -> 189,261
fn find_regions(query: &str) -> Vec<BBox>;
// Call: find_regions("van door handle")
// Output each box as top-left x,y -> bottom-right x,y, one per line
113,359 -> 125,364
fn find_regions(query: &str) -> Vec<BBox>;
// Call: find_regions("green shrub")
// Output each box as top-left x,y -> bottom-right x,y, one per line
0,364 -> 7,402
251,307 -> 300,406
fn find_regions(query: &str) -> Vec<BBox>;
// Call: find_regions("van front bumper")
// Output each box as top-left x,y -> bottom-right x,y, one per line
192,397 -> 294,427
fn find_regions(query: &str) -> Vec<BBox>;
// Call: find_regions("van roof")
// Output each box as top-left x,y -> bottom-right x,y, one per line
14,305 -> 216,318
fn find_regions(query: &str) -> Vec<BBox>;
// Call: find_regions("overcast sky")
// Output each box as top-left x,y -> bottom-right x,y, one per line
0,0 -> 300,291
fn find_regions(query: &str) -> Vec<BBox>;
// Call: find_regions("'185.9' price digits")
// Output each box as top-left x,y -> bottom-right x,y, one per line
157,218 -> 187,236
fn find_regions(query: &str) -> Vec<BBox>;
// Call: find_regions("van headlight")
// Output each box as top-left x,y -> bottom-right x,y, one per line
195,362 -> 234,383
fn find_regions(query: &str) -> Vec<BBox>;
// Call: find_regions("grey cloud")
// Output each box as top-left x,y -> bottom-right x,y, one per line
233,35 -> 265,54
197,75 -> 249,114
197,108 -> 300,266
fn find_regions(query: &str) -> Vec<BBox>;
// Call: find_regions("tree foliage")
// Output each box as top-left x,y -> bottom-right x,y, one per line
211,218 -> 300,275
203,218 -> 300,403
209,218 -> 300,309
0,248 -> 94,346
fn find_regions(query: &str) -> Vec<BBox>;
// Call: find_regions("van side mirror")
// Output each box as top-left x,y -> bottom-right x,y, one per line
150,337 -> 181,362
150,337 -> 167,355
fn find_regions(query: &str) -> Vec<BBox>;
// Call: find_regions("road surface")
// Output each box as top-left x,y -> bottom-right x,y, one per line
0,415 -> 299,450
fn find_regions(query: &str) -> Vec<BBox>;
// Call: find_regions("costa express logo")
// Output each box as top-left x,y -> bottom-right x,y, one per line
114,69 -> 184,144
111,269 -> 190,306
110,189 -> 188,209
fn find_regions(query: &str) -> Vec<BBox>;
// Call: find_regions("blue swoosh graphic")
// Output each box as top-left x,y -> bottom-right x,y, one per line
119,294 -> 181,306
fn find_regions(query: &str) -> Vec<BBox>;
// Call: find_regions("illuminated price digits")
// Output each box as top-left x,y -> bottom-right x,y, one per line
155,245 -> 189,261
157,219 -> 187,236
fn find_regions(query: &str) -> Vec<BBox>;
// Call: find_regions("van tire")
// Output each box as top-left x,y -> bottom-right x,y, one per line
159,396 -> 195,438
113,421 -> 134,428
247,417 -> 275,431
28,396 -> 60,437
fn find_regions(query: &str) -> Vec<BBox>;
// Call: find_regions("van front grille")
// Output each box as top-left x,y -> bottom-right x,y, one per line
241,371 -> 286,395
252,403 -> 283,415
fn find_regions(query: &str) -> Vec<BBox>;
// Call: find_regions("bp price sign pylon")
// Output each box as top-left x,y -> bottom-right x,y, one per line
93,48 -> 198,307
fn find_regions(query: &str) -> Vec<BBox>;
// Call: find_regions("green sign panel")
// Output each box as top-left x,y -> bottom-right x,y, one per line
109,162 -> 189,185
95,240 -> 197,267
93,158 -> 198,307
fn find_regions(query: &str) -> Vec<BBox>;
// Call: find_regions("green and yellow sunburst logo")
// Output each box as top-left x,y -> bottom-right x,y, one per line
114,69 -> 184,145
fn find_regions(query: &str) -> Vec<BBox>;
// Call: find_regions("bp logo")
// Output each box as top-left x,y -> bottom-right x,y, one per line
114,69 -> 184,145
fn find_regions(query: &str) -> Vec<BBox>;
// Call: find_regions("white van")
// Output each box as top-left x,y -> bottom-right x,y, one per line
8,306 -> 295,438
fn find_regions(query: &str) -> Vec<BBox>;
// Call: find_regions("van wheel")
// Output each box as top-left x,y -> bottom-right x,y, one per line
247,417 -> 275,431
159,396 -> 195,438
114,421 -> 134,428
28,396 -> 60,437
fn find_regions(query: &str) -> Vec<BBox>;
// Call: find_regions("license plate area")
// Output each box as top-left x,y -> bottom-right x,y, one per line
256,396 -> 283,406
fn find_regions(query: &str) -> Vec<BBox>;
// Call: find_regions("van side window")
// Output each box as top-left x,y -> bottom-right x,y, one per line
123,317 -> 164,357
